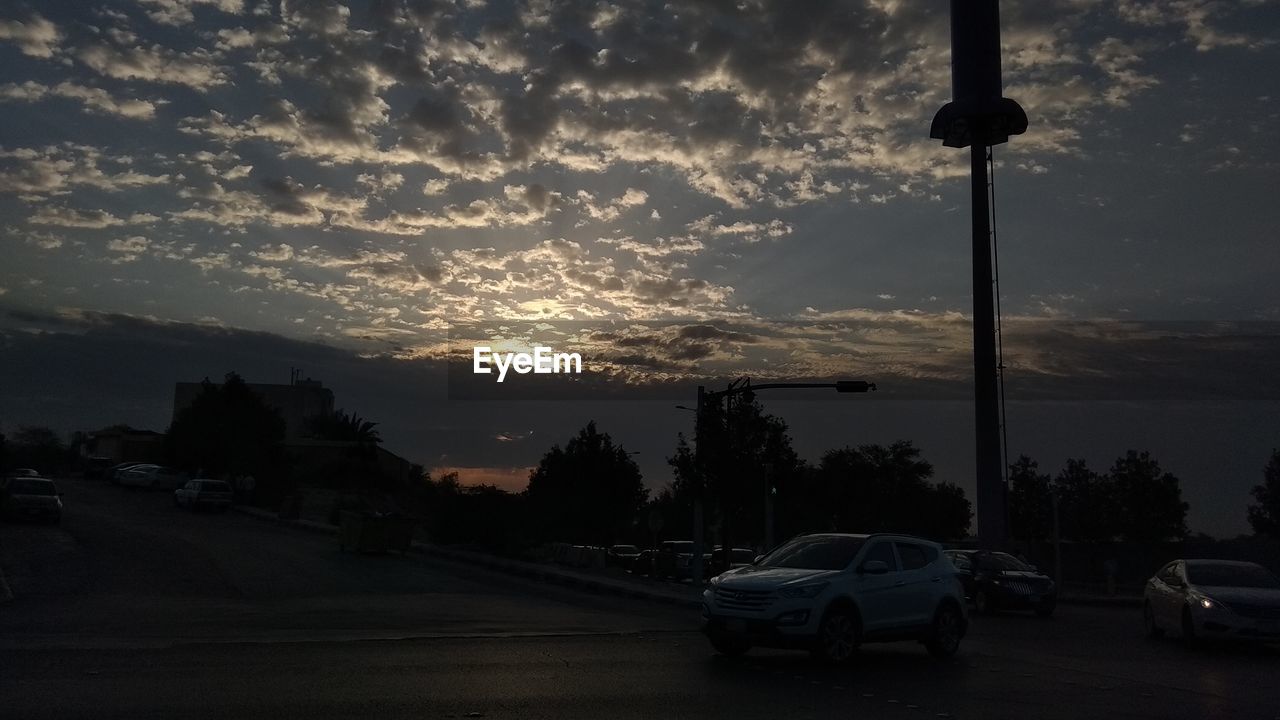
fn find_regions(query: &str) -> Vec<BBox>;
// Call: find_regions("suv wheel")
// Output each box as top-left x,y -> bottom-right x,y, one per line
812,608 -> 860,663
926,603 -> 964,659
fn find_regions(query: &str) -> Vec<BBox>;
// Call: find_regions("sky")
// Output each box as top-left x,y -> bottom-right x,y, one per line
2,0 -> 1279,537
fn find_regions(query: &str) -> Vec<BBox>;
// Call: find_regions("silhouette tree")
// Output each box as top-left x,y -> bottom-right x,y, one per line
1052,459 -> 1115,542
166,373 -> 286,481
6,426 -> 76,473
804,441 -> 972,540
308,409 -> 382,445
668,389 -> 803,554
1008,455 -> 1054,544
1109,450 -> 1188,542
1247,449 -> 1280,539
527,422 -> 647,546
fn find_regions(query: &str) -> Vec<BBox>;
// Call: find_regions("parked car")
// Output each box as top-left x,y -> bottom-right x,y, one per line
607,544 -> 641,569
630,549 -> 659,576
710,546 -> 756,572
655,540 -> 711,581
4,468 -> 41,479
174,479 -> 234,511
119,464 -> 187,490
945,550 -> 1057,617
0,476 -> 63,523
106,462 -> 147,485
1144,559 -> 1280,644
702,533 -> 968,662
83,456 -> 113,479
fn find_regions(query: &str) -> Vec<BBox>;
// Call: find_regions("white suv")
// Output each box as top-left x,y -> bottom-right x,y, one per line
701,533 -> 968,661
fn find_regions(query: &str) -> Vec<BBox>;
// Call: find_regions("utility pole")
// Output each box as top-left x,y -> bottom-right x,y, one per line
691,385 -> 706,586
679,378 -> 876,580
1051,489 -> 1062,589
931,0 -> 1027,550
763,462 -> 775,552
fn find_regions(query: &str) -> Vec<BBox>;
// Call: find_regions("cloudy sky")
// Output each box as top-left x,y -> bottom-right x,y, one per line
2,0 -> 1279,537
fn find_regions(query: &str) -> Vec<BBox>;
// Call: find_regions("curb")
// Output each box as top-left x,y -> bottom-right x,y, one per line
231,505 -> 702,609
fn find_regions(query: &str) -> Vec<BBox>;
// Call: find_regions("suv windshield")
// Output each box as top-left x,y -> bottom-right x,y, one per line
1187,562 -> 1280,589
759,536 -> 865,570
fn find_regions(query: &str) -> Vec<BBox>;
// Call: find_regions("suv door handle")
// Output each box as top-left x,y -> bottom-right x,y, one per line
894,580 -> 906,587
930,576 -> 942,583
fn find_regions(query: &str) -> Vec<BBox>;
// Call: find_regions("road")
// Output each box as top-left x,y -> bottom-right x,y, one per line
2,479 -> 1278,719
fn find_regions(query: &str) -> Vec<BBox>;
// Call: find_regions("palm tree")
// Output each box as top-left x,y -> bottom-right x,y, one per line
309,409 -> 382,445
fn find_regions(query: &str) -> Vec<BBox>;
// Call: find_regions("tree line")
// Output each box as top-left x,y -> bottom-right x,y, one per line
7,373 -> 1280,553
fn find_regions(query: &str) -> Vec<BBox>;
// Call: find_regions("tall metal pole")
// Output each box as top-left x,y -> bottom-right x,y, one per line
691,385 -> 705,585
971,143 -> 1006,550
932,0 -> 1025,551
763,462 -> 775,552
1051,489 -> 1062,588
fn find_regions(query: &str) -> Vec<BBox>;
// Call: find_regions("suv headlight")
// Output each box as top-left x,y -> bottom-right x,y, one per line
778,582 -> 828,599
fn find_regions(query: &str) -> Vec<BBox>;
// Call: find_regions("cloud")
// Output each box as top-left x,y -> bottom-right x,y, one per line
27,206 -> 159,229
0,80 -> 159,119
1116,0 -> 1275,51
106,235 -> 151,262
76,42 -> 226,90
0,13 -> 61,58
0,145 -> 169,197
137,0 -> 244,27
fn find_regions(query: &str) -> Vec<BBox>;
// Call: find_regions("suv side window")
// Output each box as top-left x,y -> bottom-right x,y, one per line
861,541 -> 899,572
896,543 -> 930,571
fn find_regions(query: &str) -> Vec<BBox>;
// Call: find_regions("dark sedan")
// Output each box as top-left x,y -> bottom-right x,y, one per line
946,550 -> 1057,617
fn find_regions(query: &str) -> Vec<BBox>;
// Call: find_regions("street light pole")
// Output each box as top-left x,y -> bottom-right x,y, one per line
931,0 -> 1027,551
971,142 -> 1005,551
691,385 -> 706,586
684,378 -> 876,578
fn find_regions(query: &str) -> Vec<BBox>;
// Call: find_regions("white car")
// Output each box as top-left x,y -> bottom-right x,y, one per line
119,464 -> 187,490
1144,559 -> 1280,643
174,479 -> 233,511
701,533 -> 968,662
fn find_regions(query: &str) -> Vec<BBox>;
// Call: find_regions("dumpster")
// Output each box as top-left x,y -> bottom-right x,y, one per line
339,511 -> 415,554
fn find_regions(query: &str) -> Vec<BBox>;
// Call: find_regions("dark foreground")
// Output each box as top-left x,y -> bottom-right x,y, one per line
2,480 -> 1278,719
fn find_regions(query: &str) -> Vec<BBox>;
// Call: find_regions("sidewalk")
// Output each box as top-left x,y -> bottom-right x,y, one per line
232,506 -> 704,608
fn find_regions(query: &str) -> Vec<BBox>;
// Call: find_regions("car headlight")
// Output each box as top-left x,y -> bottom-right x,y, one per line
778,582 -> 828,599
1191,593 -> 1218,610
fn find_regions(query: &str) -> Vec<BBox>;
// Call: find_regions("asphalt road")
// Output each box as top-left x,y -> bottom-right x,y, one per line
2,479 -> 1278,720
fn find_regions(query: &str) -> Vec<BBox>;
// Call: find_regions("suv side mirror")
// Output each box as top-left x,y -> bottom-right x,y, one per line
753,555 -> 764,565
860,560 -> 889,575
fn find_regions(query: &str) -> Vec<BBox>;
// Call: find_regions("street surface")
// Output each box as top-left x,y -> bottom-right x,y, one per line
2,479 -> 1278,719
